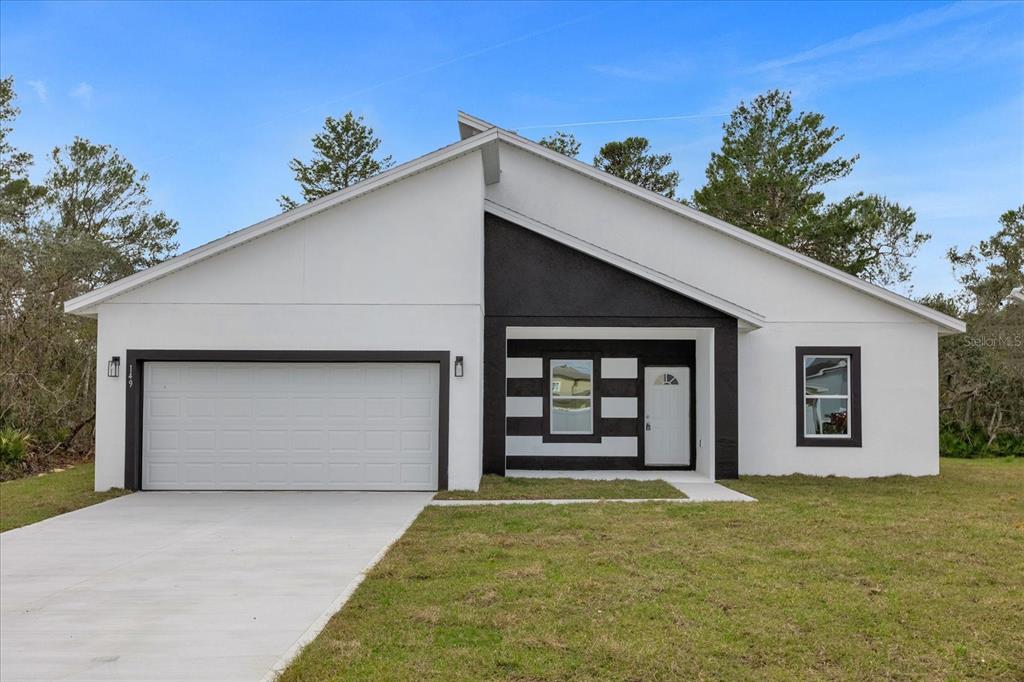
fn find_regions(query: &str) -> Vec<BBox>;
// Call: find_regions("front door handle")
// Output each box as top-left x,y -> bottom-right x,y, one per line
645,422 -> 651,431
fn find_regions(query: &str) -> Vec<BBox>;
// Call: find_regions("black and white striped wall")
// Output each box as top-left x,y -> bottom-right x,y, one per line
504,338 -> 696,469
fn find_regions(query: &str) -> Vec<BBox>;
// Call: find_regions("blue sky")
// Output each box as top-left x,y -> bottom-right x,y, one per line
2,0 -> 1021,295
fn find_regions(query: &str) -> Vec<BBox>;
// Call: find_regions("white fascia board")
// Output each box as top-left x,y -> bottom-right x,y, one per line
64,129 -> 501,316
493,130 -> 966,335
485,199 -> 764,330
457,111 -> 496,139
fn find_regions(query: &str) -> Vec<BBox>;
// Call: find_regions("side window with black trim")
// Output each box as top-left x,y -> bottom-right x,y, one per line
796,347 -> 862,447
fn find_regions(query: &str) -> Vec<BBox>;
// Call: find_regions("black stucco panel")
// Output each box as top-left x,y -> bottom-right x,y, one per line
485,213 -> 729,319
483,213 -> 739,478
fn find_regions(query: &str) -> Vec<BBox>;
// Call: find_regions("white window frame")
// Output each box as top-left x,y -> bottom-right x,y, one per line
803,354 -> 852,439
549,358 -> 594,435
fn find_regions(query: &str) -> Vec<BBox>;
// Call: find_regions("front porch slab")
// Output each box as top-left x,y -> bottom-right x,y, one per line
505,469 -> 757,502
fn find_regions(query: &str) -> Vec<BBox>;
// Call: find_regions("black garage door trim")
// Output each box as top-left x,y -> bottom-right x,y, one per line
124,350 -> 451,491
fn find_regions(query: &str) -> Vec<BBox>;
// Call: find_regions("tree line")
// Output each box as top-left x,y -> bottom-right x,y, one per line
1,76 -> 179,477
1,77 -> 1020,478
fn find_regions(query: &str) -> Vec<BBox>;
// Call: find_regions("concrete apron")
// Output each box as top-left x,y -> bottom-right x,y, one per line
0,491 -> 431,682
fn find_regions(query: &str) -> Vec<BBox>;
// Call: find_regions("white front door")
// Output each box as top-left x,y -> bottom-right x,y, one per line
643,366 -> 691,466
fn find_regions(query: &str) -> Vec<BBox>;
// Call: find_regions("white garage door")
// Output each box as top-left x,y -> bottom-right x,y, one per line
142,362 -> 439,490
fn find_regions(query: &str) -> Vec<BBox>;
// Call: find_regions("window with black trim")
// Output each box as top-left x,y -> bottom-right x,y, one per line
550,359 -> 593,434
542,355 -> 601,443
796,347 -> 862,447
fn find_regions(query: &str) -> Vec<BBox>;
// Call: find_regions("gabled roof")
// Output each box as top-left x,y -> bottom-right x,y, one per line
64,128 -> 501,316
462,112 -> 964,335
66,111 -> 966,335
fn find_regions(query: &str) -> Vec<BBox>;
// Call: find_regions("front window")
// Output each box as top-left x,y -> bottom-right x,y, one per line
550,359 -> 593,434
803,356 -> 850,437
796,347 -> 862,447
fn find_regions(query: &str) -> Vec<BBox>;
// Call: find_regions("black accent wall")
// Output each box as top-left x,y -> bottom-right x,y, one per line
483,212 -> 739,478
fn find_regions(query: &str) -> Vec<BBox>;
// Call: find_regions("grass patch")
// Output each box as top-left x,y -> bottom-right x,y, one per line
0,462 -> 129,533
280,459 -> 1024,681
434,475 -> 685,500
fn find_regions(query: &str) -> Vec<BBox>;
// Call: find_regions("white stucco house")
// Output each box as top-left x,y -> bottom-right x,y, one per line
64,112 -> 965,492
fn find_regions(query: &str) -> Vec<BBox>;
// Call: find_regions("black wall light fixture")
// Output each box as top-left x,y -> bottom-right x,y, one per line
454,355 -> 464,378
107,355 -> 121,378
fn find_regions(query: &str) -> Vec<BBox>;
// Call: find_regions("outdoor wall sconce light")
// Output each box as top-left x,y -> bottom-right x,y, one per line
454,355 -> 464,378
107,356 -> 120,378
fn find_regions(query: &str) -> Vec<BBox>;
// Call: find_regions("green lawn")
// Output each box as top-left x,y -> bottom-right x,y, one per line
0,462 -> 129,533
434,474 -> 685,500
280,458 -> 1024,681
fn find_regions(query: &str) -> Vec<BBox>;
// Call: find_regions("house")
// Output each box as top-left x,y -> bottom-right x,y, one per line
64,112 -> 965,492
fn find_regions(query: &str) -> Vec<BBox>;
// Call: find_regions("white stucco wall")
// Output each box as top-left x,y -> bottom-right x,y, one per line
488,144 -> 943,477
85,136 -> 949,487
738,323 -> 939,476
92,152 -> 485,490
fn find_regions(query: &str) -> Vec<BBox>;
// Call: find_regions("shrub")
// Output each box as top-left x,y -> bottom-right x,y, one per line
0,427 -> 32,467
941,421 -> 1024,458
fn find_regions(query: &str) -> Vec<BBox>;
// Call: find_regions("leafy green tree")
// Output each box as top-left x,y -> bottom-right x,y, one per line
809,193 -> 930,287
948,205 -> 1024,313
0,76 -> 45,231
538,130 -> 581,158
924,205 -> 1024,457
42,138 -> 179,284
693,90 -> 929,286
1,129 -> 178,475
593,137 -> 679,198
279,112 -> 393,210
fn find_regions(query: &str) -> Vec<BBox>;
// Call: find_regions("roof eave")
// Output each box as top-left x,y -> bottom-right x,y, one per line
492,129 -> 967,335
64,128 -> 501,316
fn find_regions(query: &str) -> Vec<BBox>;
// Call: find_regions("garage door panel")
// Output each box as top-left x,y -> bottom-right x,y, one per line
221,398 -> 253,417
328,430 -> 361,450
364,430 -> 399,450
365,398 -> 399,417
401,430 -> 434,451
327,463 -> 362,484
326,398 -> 361,417
365,366 -> 402,389
401,463 -> 432,484
293,398 -> 325,417
255,397 -> 289,417
142,362 -> 439,491
149,363 -> 181,386
148,397 -> 180,418
183,397 -> 218,418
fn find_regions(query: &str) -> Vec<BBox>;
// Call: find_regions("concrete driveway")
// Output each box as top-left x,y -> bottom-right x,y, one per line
1,491 -> 431,681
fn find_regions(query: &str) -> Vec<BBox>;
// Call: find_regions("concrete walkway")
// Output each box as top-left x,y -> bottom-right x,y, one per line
505,469 -> 757,502
430,497 -> 691,506
0,491 -> 431,682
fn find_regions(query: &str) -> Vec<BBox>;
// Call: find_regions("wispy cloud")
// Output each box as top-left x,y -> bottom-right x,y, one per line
69,81 -> 94,104
755,1 -> 1005,72
591,56 -> 694,82
514,111 -> 728,131
26,79 -> 48,103
593,53 -> 696,82
766,16 -> 1023,95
